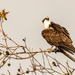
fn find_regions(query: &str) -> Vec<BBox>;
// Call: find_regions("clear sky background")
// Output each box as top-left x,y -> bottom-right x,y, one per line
0,0 -> 75,75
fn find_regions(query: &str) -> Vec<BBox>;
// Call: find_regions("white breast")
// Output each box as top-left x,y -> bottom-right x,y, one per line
43,20 -> 51,29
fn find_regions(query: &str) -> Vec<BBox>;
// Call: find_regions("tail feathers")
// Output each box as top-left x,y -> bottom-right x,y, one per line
64,45 -> 75,53
59,47 -> 74,54
58,46 -> 75,54
70,47 -> 75,53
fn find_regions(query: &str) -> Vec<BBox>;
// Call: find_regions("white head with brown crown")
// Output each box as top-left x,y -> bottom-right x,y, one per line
42,17 -> 52,29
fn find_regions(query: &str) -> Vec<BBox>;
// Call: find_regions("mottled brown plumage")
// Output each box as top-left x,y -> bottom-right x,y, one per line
42,20 -> 75,54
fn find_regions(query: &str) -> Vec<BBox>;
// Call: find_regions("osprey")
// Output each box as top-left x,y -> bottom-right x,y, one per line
42,17 -> 75,54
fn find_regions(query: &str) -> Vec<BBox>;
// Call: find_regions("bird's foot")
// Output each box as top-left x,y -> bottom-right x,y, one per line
47,46 -> 58,53
54,48 -> 61,54
47,46 -> 61,54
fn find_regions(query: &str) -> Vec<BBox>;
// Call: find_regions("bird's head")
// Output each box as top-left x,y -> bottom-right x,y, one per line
42,17 -> 51,29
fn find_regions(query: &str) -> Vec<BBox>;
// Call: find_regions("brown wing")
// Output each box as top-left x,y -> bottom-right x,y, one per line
42,29 -> 64,46
50,22 -> 72,42
42,28 -> 75,53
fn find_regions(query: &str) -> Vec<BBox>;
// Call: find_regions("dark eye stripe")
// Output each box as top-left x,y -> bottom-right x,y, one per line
42,17 -> 49,23
42,19 -> 44,22
46,18 -> 49,20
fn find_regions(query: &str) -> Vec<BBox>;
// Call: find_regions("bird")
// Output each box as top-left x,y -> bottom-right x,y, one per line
42,17 -> 75,54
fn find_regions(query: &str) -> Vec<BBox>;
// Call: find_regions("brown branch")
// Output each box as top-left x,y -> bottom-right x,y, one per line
7,70 -> 11,75
61,51 -> 75,62
14,48 -> 75,62
15,48 -> 54,54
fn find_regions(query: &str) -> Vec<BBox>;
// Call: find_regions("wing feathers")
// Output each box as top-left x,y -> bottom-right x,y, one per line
42,23 -> 75,54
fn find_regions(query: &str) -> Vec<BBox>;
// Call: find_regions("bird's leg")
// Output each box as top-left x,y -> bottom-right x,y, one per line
54,47 -> 59,53
47,45 -> 58,53
54,47 -> 62,53
52,46 -> 58,53
51,45 -> 54,49
47,45 -> 61,53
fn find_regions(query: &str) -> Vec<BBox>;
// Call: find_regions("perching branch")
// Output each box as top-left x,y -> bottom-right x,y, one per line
61,51 -> 75,62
